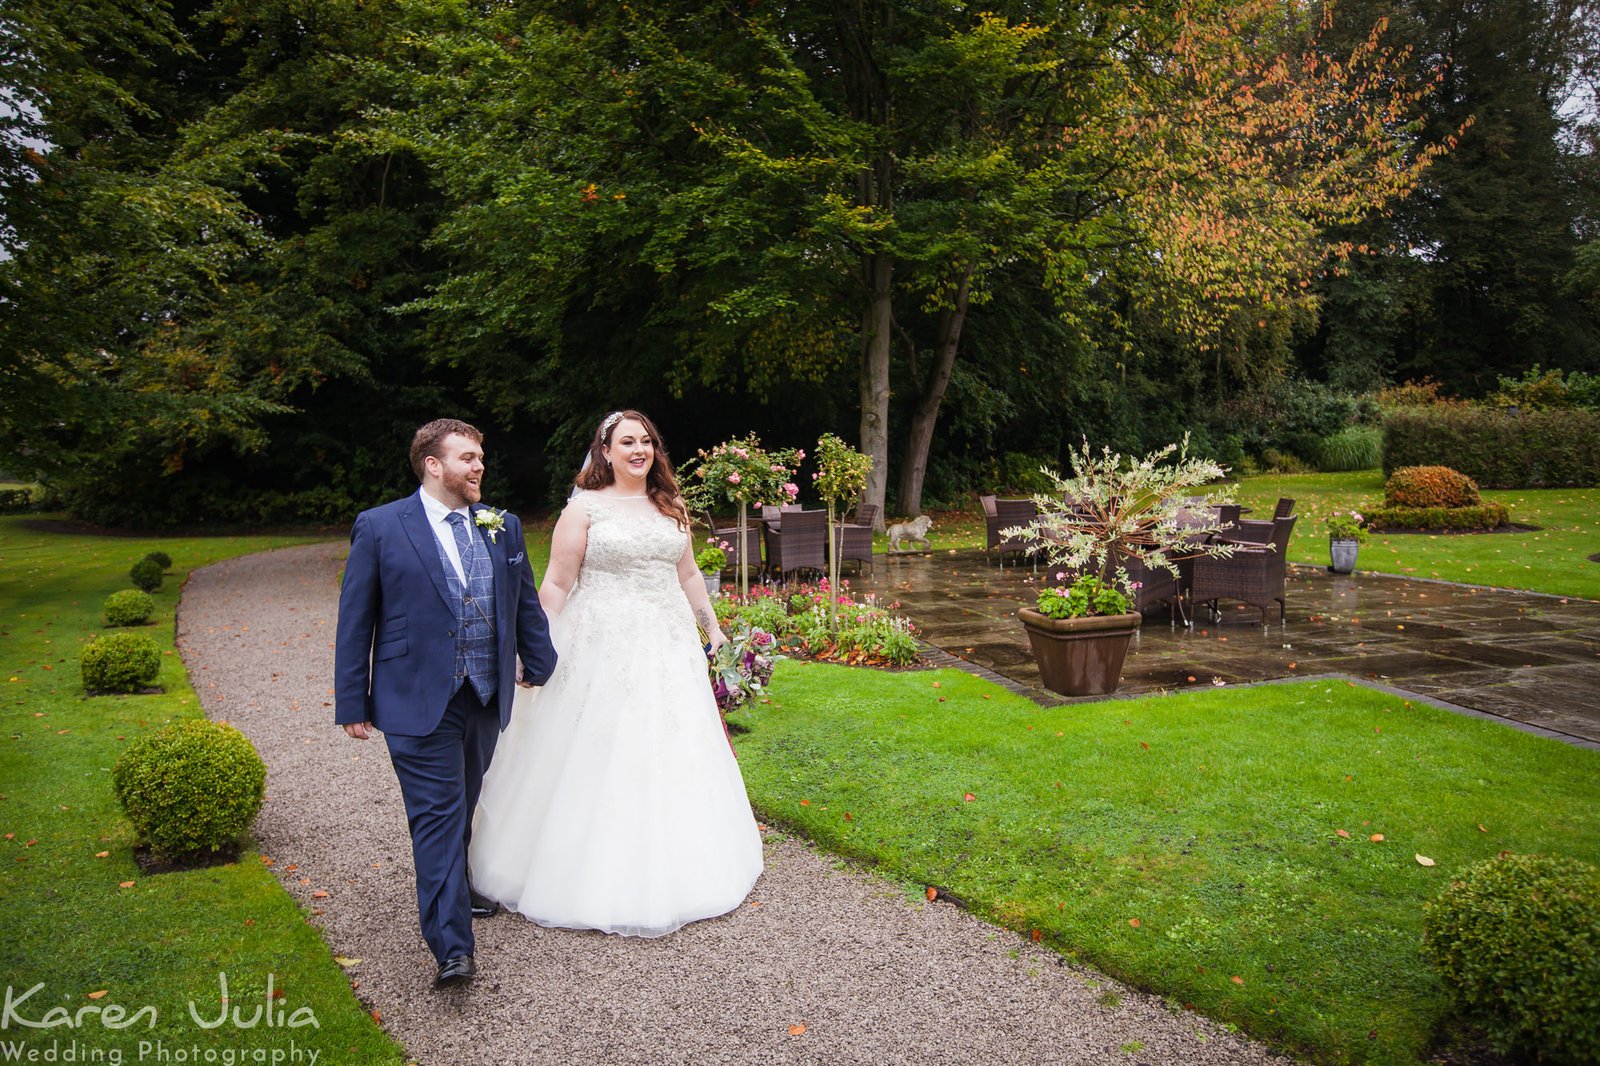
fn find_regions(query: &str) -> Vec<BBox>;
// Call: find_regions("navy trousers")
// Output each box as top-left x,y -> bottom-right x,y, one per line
385,682 -> 499,963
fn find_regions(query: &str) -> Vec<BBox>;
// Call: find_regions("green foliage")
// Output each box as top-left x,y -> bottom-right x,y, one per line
1384,466 -> 1482,508
1384,406 -> 1600,488
695,544 -> 727,574
1324,510 -> 1370,544
0,488 -> 34,513
1214,377 -> 1381,468
80,631 -> 161,693
812,434 -> 871,505
1423,854 -> 1600,1063
142,550 -> 173,570
103,589 -> 156,627
111,719 -> 266,862
679,436 -> 802,511
1034,573 -> 1131,619
1314,426 -> 1384,472
715,583 -> 920,667
1491,366 -> 1600,410
129,558 -> 163,592
1364,502 -> 1510,531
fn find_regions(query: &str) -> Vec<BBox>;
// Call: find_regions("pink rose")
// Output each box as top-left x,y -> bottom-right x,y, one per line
795,450 -> 805,460
784,483 -> 799,498
753,631 -> 774,647
728,472 -> 742,484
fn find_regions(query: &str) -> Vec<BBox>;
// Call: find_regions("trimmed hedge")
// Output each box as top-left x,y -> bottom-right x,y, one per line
1423,853 -> 1600,1064
0,488 -> 33,513
1384,465 -> 1481,508
1364,503 -> 1510,531
103,589 -> 155,627
81,631 -> 162,693
1383,406 -> 1600,487
129,558 -> 163,592
111,719 -> 266,861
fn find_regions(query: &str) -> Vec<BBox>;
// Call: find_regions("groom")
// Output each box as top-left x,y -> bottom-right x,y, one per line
334,418 -> 557,989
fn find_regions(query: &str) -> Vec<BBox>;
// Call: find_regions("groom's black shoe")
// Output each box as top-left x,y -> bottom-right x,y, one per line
469,887 -> 499,919
433,954 -> 476,989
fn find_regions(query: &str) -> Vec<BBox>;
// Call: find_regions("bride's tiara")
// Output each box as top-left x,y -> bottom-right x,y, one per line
600,411 -> 625,440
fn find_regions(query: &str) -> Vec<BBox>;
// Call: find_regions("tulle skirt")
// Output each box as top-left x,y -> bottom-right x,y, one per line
469,580 -> 763,937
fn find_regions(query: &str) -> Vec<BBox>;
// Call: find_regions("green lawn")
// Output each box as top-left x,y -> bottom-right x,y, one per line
0,516 -> 402,1064
736,661 -> 1600,1065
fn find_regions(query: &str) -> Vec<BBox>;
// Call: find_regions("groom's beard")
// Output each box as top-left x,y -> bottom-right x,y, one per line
442,467 -> 482,506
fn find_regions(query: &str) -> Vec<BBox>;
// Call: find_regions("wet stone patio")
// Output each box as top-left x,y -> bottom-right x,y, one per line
849,551 -> 1600,749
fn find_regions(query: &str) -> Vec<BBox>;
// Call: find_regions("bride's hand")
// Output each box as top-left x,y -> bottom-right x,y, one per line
706,628 -> 728,659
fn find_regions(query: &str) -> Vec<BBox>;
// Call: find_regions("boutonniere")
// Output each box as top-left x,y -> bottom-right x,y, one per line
474,507 -> 507,542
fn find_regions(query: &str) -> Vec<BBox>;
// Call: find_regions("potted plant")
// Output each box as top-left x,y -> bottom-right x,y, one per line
1003,437 -> 1245,696
696,541 -> 729,595
1019,574 -> 1141,696
812,433 -> 873,634
1325,510 -> 1368,574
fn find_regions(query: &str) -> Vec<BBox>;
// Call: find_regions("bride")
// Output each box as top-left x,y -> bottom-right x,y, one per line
469,410 -> 763,936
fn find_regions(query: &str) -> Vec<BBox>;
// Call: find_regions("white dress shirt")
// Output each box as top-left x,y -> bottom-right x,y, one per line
418,487 -> 473,585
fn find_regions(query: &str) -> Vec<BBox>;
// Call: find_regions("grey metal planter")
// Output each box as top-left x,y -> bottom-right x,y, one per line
1329,538 -> 1360,574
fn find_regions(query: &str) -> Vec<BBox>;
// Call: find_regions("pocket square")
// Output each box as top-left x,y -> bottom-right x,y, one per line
507,552 -> 526,565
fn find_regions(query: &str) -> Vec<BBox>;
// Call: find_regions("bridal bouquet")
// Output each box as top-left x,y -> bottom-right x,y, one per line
709,623 -> 780,715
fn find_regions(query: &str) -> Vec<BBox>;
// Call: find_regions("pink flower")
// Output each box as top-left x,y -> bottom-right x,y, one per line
795,450 -> 806,460
728,472 -> 742,484
784,483 -> 799,499
734,447 -> 749,458
771,464 -> 784,473
1055,571 -> 1066,580
753,631 -> 774,647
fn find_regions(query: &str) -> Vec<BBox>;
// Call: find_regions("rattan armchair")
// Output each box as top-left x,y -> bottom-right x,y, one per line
1188,513 -> 1298,623
833,503 -> 878,576
1217,498 -> 1295,546
764,508 -> 827,583
986,497 -> 1037,567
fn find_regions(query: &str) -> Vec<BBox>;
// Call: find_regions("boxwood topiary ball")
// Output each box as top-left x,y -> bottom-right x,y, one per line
143,550 -> 173,571
80,631 -> 161,693
112,720 -> 266,862
129,558 -> 163,592
103,589 -> 156,627
1423,853 -> 1600,1064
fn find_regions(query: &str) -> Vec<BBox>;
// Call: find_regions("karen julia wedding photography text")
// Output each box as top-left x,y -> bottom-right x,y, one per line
1,973 -> 323,1066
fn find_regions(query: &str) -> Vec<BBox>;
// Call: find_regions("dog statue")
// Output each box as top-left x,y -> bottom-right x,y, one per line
887,514 -> 933,553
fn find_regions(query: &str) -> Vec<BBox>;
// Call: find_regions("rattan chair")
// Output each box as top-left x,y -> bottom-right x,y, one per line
765,508 -> 827,583
1188,513 -> 1298,623
833,503 -> 877,576
709,523 -> 763,579
990,497 -> 1038,567
1217,498 -> 1295,546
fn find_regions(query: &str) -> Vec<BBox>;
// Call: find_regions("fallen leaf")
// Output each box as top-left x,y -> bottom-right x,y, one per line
334,956 -> 362,968
931,681 -> 942,688
1031,929 -> 1042,942
963,792 -> 976,802
799,800 -> 810,806
788,1024 -> 806,1037
94,851 -> 108,858
310,890 -> 329,899
1415,854 -> 1436,867
842,812 -> 853,822
370,1010 -> 382,1024
86,990 -> 108,1000
1370,834 -> 1385,842
1128,918 -> 1141,928
1231,975 -> 1244,985
1336,829 -> 1351,838
926,886 -> 938,901
118,881 -> 134,888
1477,824 -> 1487,833
1140,742 -> 1149,750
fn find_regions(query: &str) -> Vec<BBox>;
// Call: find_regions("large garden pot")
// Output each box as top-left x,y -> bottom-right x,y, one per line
703,572 -> 722,597
1017,608 -> 1141,697
1329,538 -> 1360,575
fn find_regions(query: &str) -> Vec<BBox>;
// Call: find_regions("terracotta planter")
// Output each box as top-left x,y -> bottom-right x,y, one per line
1329,538 -> 1360,574
1017,608 -> 1141,696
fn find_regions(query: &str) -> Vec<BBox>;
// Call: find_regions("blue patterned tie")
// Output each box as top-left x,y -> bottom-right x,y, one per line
446,512 -> 474,575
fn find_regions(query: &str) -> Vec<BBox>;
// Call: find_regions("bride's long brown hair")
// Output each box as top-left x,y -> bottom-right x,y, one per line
574,409 -> 691,531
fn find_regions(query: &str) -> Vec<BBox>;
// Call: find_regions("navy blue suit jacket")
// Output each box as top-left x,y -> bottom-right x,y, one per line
334,491 -> 557,736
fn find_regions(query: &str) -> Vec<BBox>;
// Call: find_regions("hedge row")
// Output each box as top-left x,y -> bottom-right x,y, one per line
1365,502 -> 1510,531
1383,407 -> 1600,488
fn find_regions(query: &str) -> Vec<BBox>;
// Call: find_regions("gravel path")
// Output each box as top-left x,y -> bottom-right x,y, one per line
177,543 -> 1290,1066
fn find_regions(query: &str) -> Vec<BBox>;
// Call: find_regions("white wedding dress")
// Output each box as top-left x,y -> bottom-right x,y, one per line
469,490 -> 763,936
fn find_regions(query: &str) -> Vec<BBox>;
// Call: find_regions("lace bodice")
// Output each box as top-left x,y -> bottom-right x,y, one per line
567,490 -> 691,613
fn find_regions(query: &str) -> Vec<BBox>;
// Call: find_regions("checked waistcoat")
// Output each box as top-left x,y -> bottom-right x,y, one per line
436,514 -> 497,703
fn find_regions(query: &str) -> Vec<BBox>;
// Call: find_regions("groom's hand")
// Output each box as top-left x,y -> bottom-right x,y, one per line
343,722 -> 374,740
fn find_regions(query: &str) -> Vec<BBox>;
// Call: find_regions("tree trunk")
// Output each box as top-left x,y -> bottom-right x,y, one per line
896,267 -> 973,517
858,252 -> 894,531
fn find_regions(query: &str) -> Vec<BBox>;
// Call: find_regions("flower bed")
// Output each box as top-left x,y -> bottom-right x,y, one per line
713,580 -> 922,667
